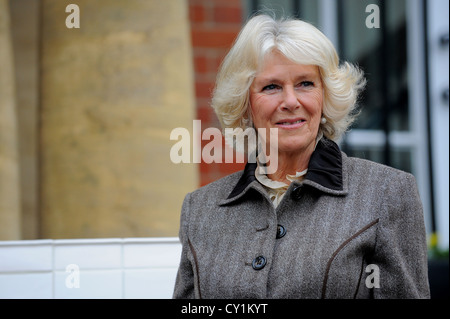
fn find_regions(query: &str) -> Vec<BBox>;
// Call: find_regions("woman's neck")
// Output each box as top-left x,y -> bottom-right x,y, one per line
267,144 -> 315,184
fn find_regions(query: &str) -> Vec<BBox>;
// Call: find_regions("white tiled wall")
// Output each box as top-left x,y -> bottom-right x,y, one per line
0,237 -> 182,299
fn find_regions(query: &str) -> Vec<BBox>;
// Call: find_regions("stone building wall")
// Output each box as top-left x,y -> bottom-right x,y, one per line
1,0 -> 199,239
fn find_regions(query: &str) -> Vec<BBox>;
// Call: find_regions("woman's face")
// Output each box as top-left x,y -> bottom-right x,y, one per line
249,51 -> 323,156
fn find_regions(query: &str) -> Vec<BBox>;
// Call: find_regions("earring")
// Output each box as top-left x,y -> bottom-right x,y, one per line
321,117 -> 327,124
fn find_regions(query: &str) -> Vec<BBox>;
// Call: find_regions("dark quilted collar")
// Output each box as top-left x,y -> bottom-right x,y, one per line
227,137 -> 343,199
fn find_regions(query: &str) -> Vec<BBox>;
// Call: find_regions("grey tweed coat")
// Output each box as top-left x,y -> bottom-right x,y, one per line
173,138 -> 430,299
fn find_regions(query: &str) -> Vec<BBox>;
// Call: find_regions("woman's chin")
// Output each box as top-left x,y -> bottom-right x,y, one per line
275,140 -> 315,155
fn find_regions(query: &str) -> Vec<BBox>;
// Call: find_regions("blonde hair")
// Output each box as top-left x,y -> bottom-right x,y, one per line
211,14 -> 366,142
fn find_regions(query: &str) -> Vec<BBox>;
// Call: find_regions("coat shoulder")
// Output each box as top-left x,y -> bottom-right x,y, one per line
343,154 -> 419,199
345,154 -> 415,181
188,169 -> 244,202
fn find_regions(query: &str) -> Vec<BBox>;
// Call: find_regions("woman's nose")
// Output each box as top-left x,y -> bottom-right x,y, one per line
281,86 -> 300,110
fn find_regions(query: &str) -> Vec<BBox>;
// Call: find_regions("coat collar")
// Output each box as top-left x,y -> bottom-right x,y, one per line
223,138 -> 348,204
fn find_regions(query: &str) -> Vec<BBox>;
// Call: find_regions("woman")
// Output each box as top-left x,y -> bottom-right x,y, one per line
173,14 -> 430,299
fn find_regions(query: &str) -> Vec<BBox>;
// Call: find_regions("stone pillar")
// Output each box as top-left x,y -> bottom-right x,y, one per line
0,0 -> 21,240
40,0 -> 197,238
9,0 -> 40,239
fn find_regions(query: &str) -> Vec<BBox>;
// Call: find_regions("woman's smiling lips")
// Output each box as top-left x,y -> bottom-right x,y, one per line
275,118 -> 306,129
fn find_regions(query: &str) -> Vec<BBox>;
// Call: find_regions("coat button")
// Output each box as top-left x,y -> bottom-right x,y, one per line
276,224 -> 286,239
291,185 -> 303,200
252,256 -> 267,270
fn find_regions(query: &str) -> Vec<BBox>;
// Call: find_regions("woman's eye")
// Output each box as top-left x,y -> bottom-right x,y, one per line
262,84 -> 279,91
299,81 -> 314,87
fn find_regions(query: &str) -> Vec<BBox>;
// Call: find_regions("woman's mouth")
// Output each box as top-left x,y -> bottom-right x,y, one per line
275,118 -> 306,128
